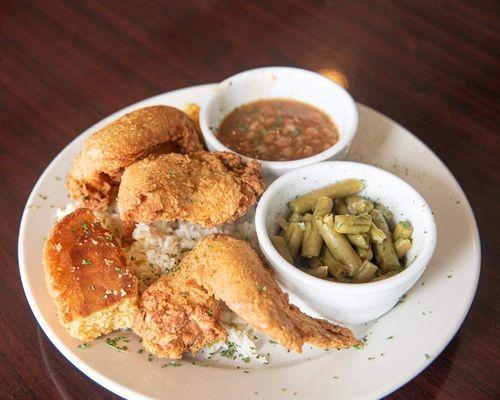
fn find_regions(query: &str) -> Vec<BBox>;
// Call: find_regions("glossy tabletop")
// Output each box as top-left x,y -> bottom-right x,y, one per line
1,1 -> 498,399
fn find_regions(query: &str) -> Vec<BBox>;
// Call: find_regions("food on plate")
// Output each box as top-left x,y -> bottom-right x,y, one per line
289,179 -> 364,214
184,103 -> 202,136
317,68 -> 349,89
132,266 -> 227,359
117,151 -> 265,227
273,180 -> 414,283
217,99 -> 340,161
66,106 -> 204,210
134,235 -> 359,358
43,208 -> 138,341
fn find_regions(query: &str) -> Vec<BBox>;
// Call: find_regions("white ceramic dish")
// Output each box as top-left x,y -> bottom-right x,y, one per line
18,84 -> 480,400
255,162 -> 437,324
200,67 -> 358,180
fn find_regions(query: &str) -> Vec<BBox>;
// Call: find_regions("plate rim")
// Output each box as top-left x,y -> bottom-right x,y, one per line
18,83 -> 481,400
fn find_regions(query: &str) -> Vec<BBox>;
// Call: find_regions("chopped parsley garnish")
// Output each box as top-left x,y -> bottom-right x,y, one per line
257,285 -> 268,293
386,336 -> 394,340
105,337 -> 128,353
400,220 -> 411,229
148,353 -> 154,362
137,349 -> 144,354
269,340 -> 278,345
207,309 -> 213,317
81,222 -> 89,230
78,343 -> 91,349
220,342 -> 237,358
425,353 -> 431,360
161,361 -> 181,368
81,258 -> 91,265
242,357 -> 250,363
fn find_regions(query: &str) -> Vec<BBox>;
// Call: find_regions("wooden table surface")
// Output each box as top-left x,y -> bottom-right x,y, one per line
1,1 -> 498,399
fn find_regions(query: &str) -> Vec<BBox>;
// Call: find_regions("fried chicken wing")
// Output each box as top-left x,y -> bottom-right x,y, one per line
67,106 -> 204,210
133,274 -> 226,359
117,152 -> 264,227
43,208 -> 138,341
133,235 -> 358,358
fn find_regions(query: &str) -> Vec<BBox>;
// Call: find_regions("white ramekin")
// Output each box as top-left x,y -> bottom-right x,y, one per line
200,67 -> 359,180
255,161 -> 437,325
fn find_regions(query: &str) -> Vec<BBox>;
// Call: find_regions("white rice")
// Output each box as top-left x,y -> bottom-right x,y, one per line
56,203 -> 266,364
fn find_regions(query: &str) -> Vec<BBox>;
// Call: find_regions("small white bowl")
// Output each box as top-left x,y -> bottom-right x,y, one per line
200,67 -> 359,180
255,161 -> 437,325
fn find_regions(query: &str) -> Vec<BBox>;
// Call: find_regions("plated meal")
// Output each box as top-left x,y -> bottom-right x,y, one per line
19,67 -> 479,399
42,99 -> 361,361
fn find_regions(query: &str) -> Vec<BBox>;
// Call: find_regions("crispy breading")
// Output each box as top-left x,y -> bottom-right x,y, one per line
134,275 -> 226,359
66,106 -> 204,210
134,235 -> 359,358
117,152 -> 265,227
43,208 -> 138,341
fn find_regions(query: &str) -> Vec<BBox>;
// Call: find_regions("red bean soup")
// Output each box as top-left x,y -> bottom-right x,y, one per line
217,99 -> 340,161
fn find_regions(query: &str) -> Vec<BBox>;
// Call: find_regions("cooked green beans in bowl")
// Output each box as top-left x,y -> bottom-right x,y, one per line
271,179 -> 414,283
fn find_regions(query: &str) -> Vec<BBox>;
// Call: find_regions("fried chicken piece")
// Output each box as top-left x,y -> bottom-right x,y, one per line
67,106 -> 204,210
117,152 -> 264,227
134,274 -> 226,359
133,235 -> 358,358
43,208 -> 138,341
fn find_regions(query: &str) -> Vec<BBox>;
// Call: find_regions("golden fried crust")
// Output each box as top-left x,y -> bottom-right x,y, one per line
66,106 -> 205,210
117,152 -> 265,227
133,276 -> 226,359
183,235 -> 359,353
133,235 -> 358,358
43,208 -> 138,340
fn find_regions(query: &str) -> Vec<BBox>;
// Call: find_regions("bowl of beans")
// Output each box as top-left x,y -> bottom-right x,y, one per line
255,161 -> 437,324
200,67 -> 359,180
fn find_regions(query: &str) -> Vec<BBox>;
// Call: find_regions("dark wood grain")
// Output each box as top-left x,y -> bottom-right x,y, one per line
1,0 -> 499,399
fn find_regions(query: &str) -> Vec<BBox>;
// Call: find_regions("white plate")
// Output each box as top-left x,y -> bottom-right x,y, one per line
18,84 -> 480,400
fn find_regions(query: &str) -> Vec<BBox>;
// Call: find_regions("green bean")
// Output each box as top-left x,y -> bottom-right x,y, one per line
283,223 -> 303,259
394,238 -> 412,259
305,265 -> 328,279
316,215 -> 362,276
334,214 -> 372,234
369,222 -> 386,244
372,270 -> 401,282
313,196 -> 334,217
392,220 -> 413,241
301,219 -> 322,258
301,197 -> 333,258
289,179 -> 364,214
345,196 -> 374,215
347,233 -> 370,249
353,260 -> 379,283
321,247 -> 349,279
356,246 -> 373,261
277,217 -> 289,231
370,209 -> 400,271
289,212 -> 302,223
270,235 -> 293,264
307,257 -> 323,268
334,198 -> 350,215
303,213 -> 313,222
